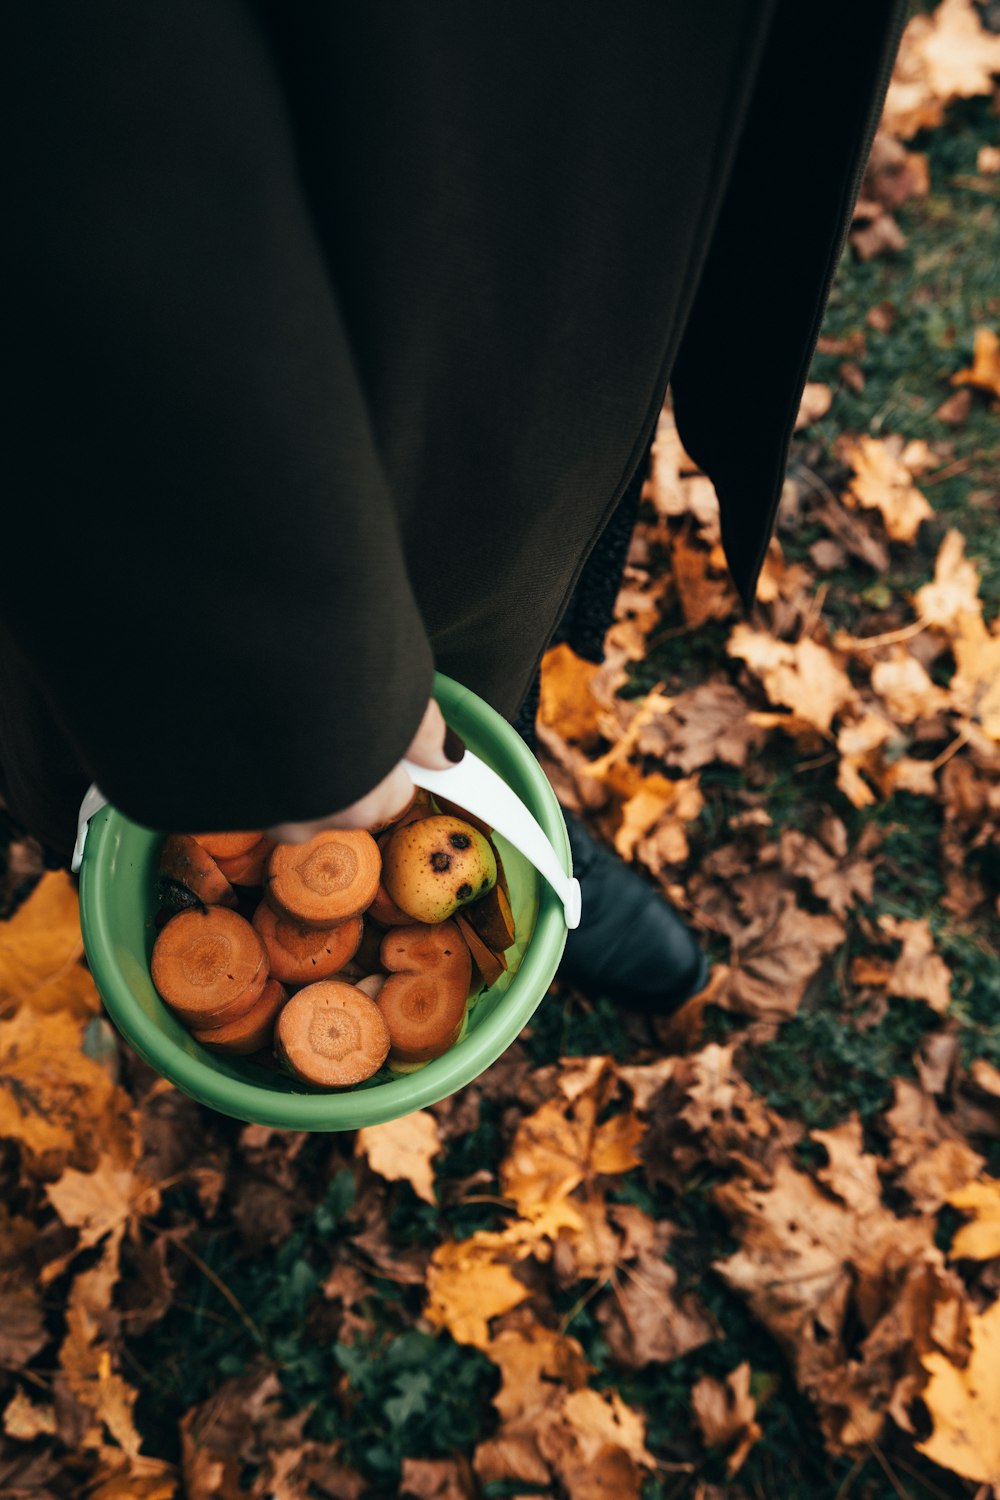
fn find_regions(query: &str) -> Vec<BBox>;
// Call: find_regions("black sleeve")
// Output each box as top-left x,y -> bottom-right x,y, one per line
1,0 -> 434,832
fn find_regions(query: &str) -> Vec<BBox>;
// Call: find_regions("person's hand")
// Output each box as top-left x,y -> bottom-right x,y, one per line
263,698 -> 464,843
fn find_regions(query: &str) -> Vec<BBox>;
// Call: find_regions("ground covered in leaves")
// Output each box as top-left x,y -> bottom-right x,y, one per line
1,4 -> 999,1498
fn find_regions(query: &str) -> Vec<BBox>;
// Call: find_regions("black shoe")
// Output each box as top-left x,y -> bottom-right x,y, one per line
558,809 -> 709,1014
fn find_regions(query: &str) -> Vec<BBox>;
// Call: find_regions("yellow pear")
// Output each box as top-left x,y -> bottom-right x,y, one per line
382,815 -> 497,924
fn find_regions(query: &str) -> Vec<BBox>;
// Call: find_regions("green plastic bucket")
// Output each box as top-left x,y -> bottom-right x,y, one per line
77,671 -> 572,1130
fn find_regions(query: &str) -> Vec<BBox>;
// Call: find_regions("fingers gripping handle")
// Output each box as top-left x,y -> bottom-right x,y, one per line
402,751 -> 582,929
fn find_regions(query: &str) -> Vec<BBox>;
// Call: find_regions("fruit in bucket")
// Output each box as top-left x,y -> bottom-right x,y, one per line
149,785 -> 517,1091
381,815 -> 497,923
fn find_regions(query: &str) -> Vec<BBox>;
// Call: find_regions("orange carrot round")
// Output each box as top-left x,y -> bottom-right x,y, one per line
192,977 -> 289,1055
377,922 -> 471,1062
274,980 -> 390,1086
215,836 -> 276,887
191,831 -> 264,860
151,906 -> 267,1027
252,901 -> 363,985
159,834 -> 237,909
265,829 -> 381,927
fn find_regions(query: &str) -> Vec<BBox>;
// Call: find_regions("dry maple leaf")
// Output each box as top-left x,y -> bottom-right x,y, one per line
487,1323 -> 594,1426
725,893 -> 845,1019
596,1249 -> 721,1367
917,1293 -> 1000,1484
728,624 -> 854,735
883,0 -> 1000,138
945,1178 -> 1000,1262
539,642 -> 603,746
914,528 -> 983,632
951,613 -> 1000,740
670,532 -> 739,628
2,1390 -> 57,1443
870,650 -> 952,723
879,915 -> 953,1015
0,1005 -> 137,1171
884,1080 -> 985,1214
354,1110 -> 441,1206
633,680 -> 765,774
838,434 -> 934,543
424,1232 -> 534,1349
0,870 -> 97,1020
614,774 -> 703,865
952,327 -> 1000,401
778,827 -> 874,921
691,1362 -> 762,1477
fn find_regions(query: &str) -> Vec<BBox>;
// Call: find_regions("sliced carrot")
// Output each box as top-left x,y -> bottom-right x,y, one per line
377,922 -> 471,1062
454,912 -> 507,989
265,829 -> 381,927
465,883 -> 516,953
192,977 -> 289,1055
192,831 -> 264,860
151,906 -> 267,1027
274,980 -> 390,1086
216,836 -> 275,886
252,900 -> 363,985
367,879 -> 413,926
159,834 -> 238,909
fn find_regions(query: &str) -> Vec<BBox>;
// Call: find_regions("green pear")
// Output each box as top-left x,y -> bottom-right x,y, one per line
381,815 -> 497,924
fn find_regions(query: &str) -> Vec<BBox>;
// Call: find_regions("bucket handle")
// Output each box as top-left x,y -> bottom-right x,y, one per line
70,756 -> 582,930
402,751 -> 580,929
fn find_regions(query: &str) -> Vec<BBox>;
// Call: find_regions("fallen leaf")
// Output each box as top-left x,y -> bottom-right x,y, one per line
884,0 -> 1000,138
870,650 -> 951,722
880,916 -> 953,1014
917,1293 -> 1000,1484
633,681 -> 765,773
355,1111 -> 441,1206
3,1389 -> 57,1441
596,1249 -> 721,1367
838,435 -> 934,543
539,643 -> 603,746
946,1178 -> 1000,1261
726,895 -> 845,1019
952,327 -> 1000,401
691,1362 -> 762,1477
0,871 -> 95,1019
728,625 -> 855,735
914,528 -> 983,632
795,383 -> 833,430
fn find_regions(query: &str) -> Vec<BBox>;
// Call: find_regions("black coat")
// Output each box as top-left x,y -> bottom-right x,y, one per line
1,0 -> 907,856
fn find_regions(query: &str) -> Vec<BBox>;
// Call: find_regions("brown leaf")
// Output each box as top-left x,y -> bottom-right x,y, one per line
795,383 -> 833,430
634,681 -> 765,774
3,1389 -> 57,1441
473,1433 -> 551,1488
778,828 -> 874,920
883,0 -> 1000,138
671,534 -> 739,628
935,387 -> 973,426
726,894 -> 845,1019
0,1285 -> 48,1367
870,650 -> 952,722
952,327 -> 1000,400
691,1362 -> 762,1477
879,916 -> 953,1014
355,1110 -> 441,1206
400,1455 -> 477,1500
885,1079 -> 985,1213
596,1249 -> 721,1367
915,528 -> 983,633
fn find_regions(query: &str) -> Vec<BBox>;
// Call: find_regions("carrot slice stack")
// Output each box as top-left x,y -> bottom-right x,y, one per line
265,829 -> 380,927
214,836 -> 275,887
151,906 -> 268,1027
252,902 -> 363,985
378,922 -> 472,1063
275,980 -> 391,1086
160,834 -> 238,909
192,977 -> 289,1055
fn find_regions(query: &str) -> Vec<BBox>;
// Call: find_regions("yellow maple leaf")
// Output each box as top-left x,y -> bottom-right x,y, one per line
560,1387 -> 657,1470
0,871 -> 98,1019
614,774 -> 702,864
0,1006 -> 137,1170
355,1109 -> 441,1205
917,1294 -> 1000,1483
728,625 -> 854,735
952,327 -> 1000,401
840,434 -> 934,543
946,1178 -> 1000,1262
951,614 -> 1000,740
424,1235 -> 532,1348
914,528 -> 983,633
539,643 -> 602,746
